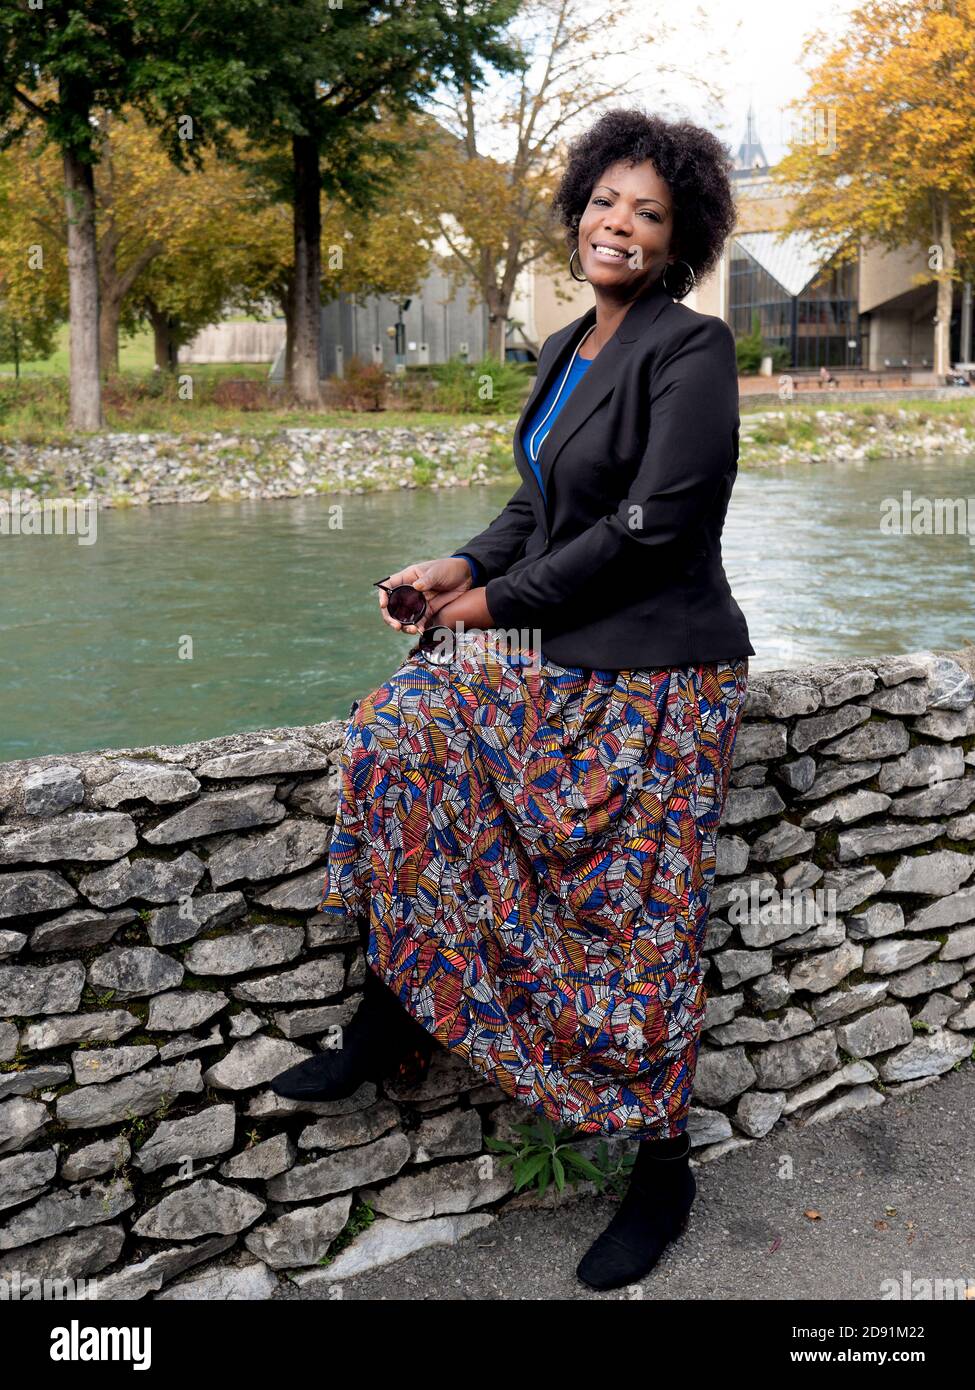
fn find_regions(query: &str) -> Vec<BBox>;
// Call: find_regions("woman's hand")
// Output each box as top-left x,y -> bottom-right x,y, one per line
430,587 -> 494,631
377,557 -> 474,634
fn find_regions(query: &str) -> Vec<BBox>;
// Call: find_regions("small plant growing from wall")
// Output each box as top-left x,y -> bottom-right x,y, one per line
484,1116 -> 608,1204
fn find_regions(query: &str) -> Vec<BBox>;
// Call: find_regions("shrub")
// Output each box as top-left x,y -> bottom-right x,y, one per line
208,377 -> 275,411
428,356 -> 528,414
323,356 -> 387,411
735,310 -> 790,375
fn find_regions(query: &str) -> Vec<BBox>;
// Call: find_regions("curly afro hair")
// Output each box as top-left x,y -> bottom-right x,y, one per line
551,107 -> 736,297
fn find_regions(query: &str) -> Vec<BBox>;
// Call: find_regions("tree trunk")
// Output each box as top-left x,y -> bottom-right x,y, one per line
291,132 -> 322,405
63,147 -> 102,429
99,297 -> 122,378
147,302 -> 180,370
960,277 -> 973,366
281,277 -> 296,391
484,277 -> 509,361
487,310 -> 508,362
935,194 -> 954,378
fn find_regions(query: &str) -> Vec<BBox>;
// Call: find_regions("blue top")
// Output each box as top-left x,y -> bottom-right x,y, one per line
452,349 -> 592,586
521,352 -> 592,497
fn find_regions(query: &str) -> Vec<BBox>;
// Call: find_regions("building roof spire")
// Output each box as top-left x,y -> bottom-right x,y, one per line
736,99 -> 769,172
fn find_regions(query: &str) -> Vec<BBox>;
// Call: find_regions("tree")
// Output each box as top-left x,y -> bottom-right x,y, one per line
1,3 -> 523,420
222,114 -> 436,390
130,183 -> 285,373
0,110 -> 276,375
0,131 -> 65,373
183,0 -> 524,405
0,1 -> 268,427
773,0 -> 975,376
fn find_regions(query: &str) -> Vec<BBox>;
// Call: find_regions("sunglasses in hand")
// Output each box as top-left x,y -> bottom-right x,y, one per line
373,577 -> 429,628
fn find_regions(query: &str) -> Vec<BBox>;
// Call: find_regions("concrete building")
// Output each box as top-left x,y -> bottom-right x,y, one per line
314,258 -> 490,379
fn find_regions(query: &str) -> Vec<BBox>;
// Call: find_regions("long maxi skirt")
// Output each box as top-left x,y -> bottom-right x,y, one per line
319,629 -> 749,1140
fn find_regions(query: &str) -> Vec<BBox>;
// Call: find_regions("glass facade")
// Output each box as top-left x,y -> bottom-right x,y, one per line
729,242 -> 862,368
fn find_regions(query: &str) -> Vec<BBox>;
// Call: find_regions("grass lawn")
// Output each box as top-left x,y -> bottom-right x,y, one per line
3,322 -> 975,445
0,321 -> 539,440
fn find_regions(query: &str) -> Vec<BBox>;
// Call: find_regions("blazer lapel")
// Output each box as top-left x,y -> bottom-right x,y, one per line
510,315 -> 590,530
512,276 -> 674,534
533,332 -> 622,506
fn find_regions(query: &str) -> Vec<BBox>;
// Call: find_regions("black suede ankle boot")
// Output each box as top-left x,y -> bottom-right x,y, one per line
270,965 -> 431,1101
576,1129 -> 695,1292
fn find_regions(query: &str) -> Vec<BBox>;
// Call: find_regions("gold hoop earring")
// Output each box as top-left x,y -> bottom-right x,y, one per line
568,247 -> 588,283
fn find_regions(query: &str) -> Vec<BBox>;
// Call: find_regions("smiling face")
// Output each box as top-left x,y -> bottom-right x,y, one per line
576,158 -> 674,294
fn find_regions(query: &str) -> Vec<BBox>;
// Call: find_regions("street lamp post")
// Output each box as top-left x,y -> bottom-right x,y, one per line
391,297 -> 411,375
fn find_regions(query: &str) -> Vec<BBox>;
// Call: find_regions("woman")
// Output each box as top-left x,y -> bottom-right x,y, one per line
272,107 -> 754,1293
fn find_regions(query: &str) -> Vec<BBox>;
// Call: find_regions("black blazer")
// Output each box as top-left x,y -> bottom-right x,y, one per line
454,273 -> 755,669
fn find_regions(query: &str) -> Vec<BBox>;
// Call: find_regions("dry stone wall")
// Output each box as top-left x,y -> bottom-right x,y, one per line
1,643 -> 974,1298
